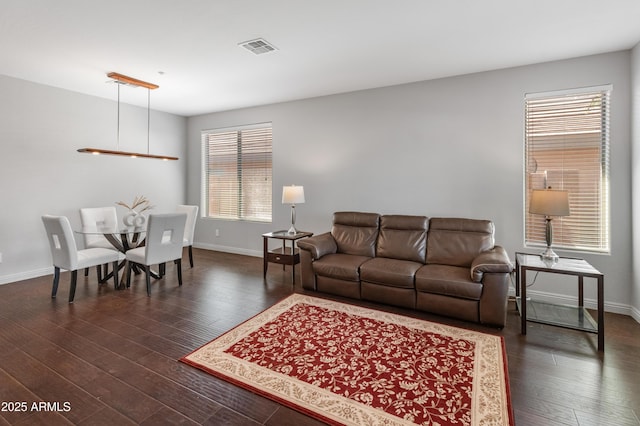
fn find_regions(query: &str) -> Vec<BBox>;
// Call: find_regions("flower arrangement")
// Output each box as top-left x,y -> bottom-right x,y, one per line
117,195 -> 154,227
116,195 -> 154,213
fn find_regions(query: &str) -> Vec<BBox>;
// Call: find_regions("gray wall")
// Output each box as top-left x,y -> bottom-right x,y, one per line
0,75 -> 187,284
632,42 -> 640,317
1,51 -> 635,320
187,51 -> 635,319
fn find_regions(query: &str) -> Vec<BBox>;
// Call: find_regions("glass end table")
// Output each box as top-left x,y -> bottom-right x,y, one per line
515,252 -> 604,351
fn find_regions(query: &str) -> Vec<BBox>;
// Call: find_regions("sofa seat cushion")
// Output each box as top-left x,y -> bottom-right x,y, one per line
313,253 -> 371,282
415,264 -> 483,300
360,257 -> 422,288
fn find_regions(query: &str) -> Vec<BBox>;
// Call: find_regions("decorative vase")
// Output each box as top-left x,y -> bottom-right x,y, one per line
133,213 -> 146,228
123,211 -> 146,227
123,211 -> 136,226
118,196 -> 152,228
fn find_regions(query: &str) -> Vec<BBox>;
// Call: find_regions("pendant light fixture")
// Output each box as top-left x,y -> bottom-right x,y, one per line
77,72 -> 178,161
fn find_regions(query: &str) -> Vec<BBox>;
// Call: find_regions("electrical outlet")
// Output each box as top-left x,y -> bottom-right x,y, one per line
215,229 -> 220,237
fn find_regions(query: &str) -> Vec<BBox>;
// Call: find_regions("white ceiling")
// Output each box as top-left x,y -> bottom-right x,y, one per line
2,0 -> 640,117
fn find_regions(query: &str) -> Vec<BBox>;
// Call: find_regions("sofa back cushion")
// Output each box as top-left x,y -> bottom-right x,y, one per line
426,218 -> 495,267
377,215 -> 428,263
331,212 -> 380,257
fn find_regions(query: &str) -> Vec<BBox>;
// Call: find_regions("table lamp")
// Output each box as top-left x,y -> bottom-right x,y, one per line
529,188 -> 570,263
282,185 -> 305,234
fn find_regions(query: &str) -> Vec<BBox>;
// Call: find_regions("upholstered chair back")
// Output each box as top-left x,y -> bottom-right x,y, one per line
176,204 -> 198,245
426,218 -> 495,267
377,215 -> 428,263
331,211 -> 380,257
144,213 -> 187,265
42,215 -> 79,270
79,206 -> 118,249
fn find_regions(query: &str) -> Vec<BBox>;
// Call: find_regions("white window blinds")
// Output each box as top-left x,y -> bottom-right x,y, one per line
524,87 -> 610,253
203,124 -> 272,222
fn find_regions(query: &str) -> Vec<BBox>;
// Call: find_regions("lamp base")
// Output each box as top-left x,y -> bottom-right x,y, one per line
287,204 -> 299,234
539,247 -> 560,265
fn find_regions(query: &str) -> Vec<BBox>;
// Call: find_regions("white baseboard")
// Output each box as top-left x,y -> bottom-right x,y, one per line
0,267 -> 52,285
508,286 -> 635,318
193,242 -> 262,258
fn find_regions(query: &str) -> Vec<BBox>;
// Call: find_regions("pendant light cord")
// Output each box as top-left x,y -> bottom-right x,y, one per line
147,88 -> 151,155
117,83 -> 151,155
117,82 -> 121,151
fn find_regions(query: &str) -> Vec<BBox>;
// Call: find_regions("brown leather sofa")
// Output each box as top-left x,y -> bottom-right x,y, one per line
297,212 -> 513,327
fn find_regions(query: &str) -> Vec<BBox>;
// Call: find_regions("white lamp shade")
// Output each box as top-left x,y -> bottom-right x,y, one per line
529,189 -> 570,216
282,185 -> 305,204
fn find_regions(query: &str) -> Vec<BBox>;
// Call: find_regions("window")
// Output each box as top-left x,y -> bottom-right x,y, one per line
202,123 -> 272,222
524,87 -> 610,253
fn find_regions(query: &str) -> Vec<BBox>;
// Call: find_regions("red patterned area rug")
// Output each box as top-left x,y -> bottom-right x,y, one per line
180,294 -> 514,425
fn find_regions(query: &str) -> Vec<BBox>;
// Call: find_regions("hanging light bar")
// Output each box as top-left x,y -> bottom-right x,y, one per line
106,72 -> 159,90
76,147 -> 178,160
77,72 -> 178,161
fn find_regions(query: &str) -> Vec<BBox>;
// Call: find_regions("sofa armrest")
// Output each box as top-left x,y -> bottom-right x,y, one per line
470,245 -> 513,282
297,232 -> 337,260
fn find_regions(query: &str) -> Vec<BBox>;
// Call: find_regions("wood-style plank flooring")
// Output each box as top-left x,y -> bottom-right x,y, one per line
0,249 -> 639,425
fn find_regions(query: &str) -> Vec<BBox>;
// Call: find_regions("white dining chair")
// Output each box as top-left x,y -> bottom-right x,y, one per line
176,204 -> 198,267
125,213 -> 187,296
42,215 -> 125,303
79,206 -> 119,279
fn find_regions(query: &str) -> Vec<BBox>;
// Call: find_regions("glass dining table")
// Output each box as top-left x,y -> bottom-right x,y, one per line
76,225 -> 145,251
75,225 -> 160,286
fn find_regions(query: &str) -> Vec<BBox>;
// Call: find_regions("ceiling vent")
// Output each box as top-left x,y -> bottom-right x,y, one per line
239,38 -> 278,55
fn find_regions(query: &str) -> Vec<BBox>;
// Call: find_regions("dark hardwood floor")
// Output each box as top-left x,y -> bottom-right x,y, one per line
0,249 -> 639,425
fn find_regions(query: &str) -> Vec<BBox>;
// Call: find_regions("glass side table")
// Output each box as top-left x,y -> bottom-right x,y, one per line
515,252 -> 604,351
